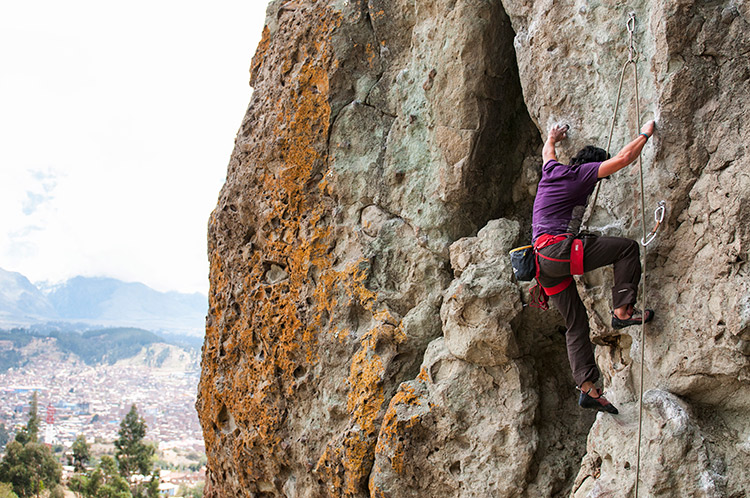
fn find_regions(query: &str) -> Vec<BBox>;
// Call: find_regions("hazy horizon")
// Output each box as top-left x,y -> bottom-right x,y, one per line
1,1 -> 270,295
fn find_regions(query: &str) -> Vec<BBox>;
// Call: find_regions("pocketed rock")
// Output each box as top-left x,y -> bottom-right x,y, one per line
572,390 -> 728,498
441,219 -> 523,366
370,338 -> 538,498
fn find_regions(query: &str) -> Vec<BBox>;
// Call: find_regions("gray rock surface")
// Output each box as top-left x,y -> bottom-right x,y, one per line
198,0 -> 750,496
371,337 -> 538,498
441,219 -> 522,366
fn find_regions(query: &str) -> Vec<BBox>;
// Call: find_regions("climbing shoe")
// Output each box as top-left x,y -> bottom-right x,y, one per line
611,308 -> 654,329
578,388 -> 619,414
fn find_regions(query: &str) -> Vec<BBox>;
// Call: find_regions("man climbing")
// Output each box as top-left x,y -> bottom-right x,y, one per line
532,121 -> 656,415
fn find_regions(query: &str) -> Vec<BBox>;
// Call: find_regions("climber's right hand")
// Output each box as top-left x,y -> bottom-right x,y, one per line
641,120 -> 655,137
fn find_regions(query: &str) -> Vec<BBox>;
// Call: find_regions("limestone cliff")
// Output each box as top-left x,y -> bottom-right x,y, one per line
197,1 -> 750,496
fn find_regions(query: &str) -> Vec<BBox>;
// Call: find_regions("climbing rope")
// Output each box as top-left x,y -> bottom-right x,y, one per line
582,13 -> 662,498
587,13 -> 639,221
586,13 -> 667,244
631,13 -> 647,497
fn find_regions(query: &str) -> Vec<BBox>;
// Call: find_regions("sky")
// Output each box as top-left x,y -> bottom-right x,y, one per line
1,1 -> 270,295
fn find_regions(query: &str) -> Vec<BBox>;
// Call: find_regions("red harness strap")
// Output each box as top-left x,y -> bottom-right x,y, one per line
530,233 -> 585,303
534,233 -> 571,250
570,239 -> 584,275
542,276 -> 574,295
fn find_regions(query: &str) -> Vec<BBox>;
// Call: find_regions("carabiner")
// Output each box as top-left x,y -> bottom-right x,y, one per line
627,13 -> 636,34
626,13 -> 638,62
653,200 -> 666,224
641,201 -> 667,246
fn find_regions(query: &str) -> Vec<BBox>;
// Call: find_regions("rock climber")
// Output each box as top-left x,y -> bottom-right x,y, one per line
532,121 -> 656,415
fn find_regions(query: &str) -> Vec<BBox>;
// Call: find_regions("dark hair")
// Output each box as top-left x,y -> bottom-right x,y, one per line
570,145 -> 609,165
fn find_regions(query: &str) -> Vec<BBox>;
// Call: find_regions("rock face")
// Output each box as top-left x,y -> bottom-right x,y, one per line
197,1 -> 749,497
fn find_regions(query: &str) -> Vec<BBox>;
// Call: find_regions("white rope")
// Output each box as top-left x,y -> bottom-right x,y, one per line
632,12 -> 648,495
583,12 -> 651,496
611,13 -> 649,498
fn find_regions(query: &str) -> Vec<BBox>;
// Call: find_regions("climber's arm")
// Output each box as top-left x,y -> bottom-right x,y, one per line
598,120 -> 655,178
542,124 -> 568,164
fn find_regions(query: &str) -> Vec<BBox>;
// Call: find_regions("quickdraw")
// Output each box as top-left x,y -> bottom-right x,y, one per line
641,200 -> 666,246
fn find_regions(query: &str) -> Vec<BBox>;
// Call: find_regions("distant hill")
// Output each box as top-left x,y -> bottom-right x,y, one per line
113,342 -> 199,371
51,327 -> 164,365
0,327 -> 199,372
0,268 -> 206,337
0,268 -> 58,322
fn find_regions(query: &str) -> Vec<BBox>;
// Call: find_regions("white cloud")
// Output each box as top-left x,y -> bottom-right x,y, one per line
1,0 -> 270,294
20,169 -> 59,215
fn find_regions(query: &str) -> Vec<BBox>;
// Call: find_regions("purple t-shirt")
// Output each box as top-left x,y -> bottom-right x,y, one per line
531,159 -> 601,242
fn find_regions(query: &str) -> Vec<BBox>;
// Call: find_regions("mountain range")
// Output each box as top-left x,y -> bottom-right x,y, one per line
0,268 -> 207,337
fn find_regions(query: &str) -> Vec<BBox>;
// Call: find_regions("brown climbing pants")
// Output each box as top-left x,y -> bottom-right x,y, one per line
537,235 -> 641,387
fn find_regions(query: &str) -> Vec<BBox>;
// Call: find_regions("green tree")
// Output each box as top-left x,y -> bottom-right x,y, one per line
0,482 -> 19,498
129,470 -> 159,498
143,471 -> 159,498
68,457 -> 131,498
14,393 -> 39,446
99,456 -> 127,495
96,468 -> 130,498
114,406 -> 153,479
49,485 -> 65,498
0,440 -> 61,497
98,457 -> 119,481
71,435 -> 91,472
0,423 -> 9,450
68,467 -> 105,498
67,473 -> 88,497
26,393 -> 39,444
178,481 -> 204,498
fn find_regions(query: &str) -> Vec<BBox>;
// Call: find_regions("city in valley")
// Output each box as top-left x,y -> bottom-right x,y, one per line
0,337 -> 205,491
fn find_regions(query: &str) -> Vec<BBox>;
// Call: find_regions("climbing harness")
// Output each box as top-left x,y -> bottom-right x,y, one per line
527,234 -> 587,310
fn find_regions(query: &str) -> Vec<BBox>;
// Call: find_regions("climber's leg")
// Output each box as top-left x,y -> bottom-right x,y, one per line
548,282 -> 599,387
581,235 -> 641,311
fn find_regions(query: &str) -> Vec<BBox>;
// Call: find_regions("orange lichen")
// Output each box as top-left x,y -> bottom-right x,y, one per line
313,294 -> 405,495
374,380 -> 430,474
250,25 -> 271,84
365,42 -> 378,69
416,366 -> 431,383
199,3 -> 407,496
198,3 -> 349,494
340,303 -> 411,486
